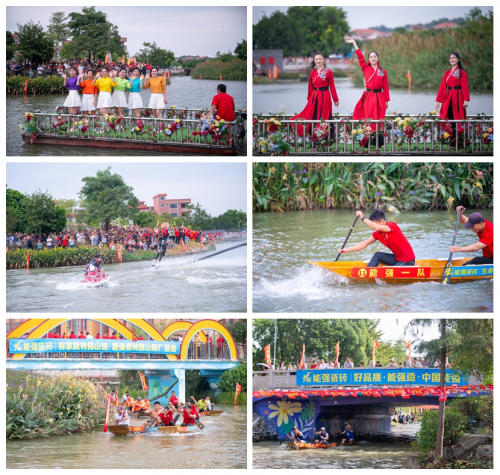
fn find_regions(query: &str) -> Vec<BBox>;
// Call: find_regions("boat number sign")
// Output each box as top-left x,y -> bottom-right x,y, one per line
9,338 -> 180,355
351,267 -> 430,279
296,368 -> 467,386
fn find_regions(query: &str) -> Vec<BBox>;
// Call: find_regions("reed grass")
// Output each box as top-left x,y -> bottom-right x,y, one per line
191,59 -> 246,81
253,162 -> 492,212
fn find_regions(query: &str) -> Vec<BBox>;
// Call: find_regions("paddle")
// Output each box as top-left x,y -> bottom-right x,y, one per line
145,407 -> 166,431
279,430 -> 293,445
441,207 -> 463,285
334,216 -> 359,262
103,394 -> 111,433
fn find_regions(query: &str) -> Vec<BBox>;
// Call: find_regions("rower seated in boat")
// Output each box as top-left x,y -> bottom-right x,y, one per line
114,405 -> 130,426
142,400 -> 164,428
131,397 -> 147,415
338,423 -> 355,444
338,210 -> 415,268
181,397 -> 200,426
450,207 -> 493,266
198,396 -> 210,413
313,427 -> 330,447
286,426 -> 306,443
157,405 -> 177,426
169,391 -> 180,409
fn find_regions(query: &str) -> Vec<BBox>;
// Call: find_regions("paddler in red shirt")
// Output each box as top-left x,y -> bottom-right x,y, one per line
181,397 -> 200,426
450,207 -> 493,265
169,391 -> 179,408
338,210 -> 415,267
158,404 -> 177,426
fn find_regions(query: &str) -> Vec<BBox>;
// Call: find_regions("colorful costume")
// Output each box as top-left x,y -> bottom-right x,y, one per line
80,79 -> 98,111
292,67 -> 339,136
436,67 -> 470,121
94,77 -> 118,109
112,77 -> 129,108
63,76 -> 82,108
127,77 -> 143,109
352,49 -> 390,131
143,76 -> 166,109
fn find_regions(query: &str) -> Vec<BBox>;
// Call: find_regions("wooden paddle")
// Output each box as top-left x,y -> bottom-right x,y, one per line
335,216 -> 359,262
441,207 -> 463,285
145,407 -> 166,431
279,430 -> 293,445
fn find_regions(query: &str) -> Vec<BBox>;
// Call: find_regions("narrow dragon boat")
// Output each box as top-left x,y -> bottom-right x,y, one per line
199,410 -> 224,416
340,440 -> 358,446
308,258 -> 493,283
108,424 -> 199,435
283,442 -> 337,450
158,425 -> 200,434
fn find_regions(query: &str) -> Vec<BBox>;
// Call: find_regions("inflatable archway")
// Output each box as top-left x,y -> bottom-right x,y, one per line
179,320 -> 237,361
161,321 -> 207,343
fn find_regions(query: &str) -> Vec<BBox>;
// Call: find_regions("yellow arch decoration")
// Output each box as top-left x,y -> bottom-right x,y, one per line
122,319 -> 165,341
179,320 -> 237,361
162,321 -> 207,343
7,319 -> 46,339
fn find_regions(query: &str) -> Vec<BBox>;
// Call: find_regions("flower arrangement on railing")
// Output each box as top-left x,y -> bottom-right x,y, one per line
192,114 -> 230,143
349,124 -> 373,148
158,119 -> 182,140
103,114 -> 123,131
310,121 -> 330,147
18,111 -> 41,143
254,117 -> 291,156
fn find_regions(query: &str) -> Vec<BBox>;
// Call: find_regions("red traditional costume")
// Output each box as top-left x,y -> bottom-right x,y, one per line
352,49 -> 390,131
292,67 -> 339,136
436,67 -> 470,121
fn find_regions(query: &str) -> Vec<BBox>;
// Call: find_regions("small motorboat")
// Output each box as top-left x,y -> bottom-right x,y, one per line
81,265 -> 110,284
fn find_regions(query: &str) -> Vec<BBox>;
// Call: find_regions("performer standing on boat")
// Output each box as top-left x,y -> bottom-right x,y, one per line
112,68 -> 129,117
313,427 -> 330,447
62,66 -> 83,115
338,210 -> 415,268
450,207 -> 493,266
345,38 -> 390,146
286,426 -> 306,443
435,53 -> 470,135
127,67 -> 143,117
291,52 -> 339,137
93,67 -> 118,116
79,69 -> 98,113
142,66 -> 167,118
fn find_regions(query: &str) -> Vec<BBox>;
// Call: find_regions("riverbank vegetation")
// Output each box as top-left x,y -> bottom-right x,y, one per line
349,10 -> 493,89
253,162 -> 492,212
253,70 -> 347,85
7,370 -> 107,440
191,41 -> 246,81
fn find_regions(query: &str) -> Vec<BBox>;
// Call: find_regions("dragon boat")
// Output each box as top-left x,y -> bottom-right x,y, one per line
283,442 -> 337,450
308,258 -> 493,283
199,410 -> 224,416
108,424 -> 199,435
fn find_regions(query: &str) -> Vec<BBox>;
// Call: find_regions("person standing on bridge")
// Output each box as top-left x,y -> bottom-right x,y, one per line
338,210 -> 415,268
449,207 -> 493,266
344,357 -> 354,369
291,51 -> 339,138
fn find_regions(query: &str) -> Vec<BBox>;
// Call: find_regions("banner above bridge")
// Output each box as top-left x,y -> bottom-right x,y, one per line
296,368 -> 467,386
9,338 -> 180,355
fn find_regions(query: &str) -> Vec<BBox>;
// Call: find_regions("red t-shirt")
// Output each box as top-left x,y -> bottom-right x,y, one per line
182,409 -> 195,425
217,337 -> 224,348
477,219 -> 493,258
372,221 -> 415,262
96,335 -> 101,339
310,363 -> 319,369
159,410 -> 174,425
69,334 -> 77,339
78,334 -> 86,339
169,395 -> 179,406
211,93 -> 235,122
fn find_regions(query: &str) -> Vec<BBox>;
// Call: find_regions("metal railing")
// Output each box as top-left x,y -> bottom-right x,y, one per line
254,114 -> 493,155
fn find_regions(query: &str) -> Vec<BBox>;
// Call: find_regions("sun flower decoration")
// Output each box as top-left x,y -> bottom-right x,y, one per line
268,400 -> 302,426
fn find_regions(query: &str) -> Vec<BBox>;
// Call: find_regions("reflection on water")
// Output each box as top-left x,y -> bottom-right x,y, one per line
7,76 -> 247,156
7,242 -> 247,313
253,422 -> 419,469
254,79 -> 493,116
6,405 -> 246,469
253,209 -> 493,313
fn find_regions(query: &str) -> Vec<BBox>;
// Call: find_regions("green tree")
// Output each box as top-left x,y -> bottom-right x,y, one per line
79,167 -> 139,234
218,363 -> 247,392
23,189 -> 66,234
16,21 -> 54,64
227,320 -> 247,344
117,370 -> 143,390
188,203 -> 213,230
6,31 -> 16,60
215,50 -> 235,63
59,41 -> 73,60
134,211 -> 159,228
135,42 -> 175,67
287,7 -> 350,56
47,11 -> 69,59
253,10 -> 302,56
66,7 -> 124,61
213,209 -> 247,231
234,39 -> 247,60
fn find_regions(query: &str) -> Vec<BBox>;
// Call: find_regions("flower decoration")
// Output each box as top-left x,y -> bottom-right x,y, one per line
268,400 -> 302,426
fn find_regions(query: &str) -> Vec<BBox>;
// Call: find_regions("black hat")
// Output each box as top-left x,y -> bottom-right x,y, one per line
464,212 -> 484,229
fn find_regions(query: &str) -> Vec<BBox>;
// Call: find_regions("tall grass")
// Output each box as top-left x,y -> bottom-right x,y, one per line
191,59 -> 246,81
349,16 -> 493,89
253,162 -> 492,212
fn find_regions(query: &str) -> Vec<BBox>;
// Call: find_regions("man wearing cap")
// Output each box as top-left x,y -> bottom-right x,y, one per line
387,358 -> 397,368
313,427 -> 330,447
450,207 -> 493,265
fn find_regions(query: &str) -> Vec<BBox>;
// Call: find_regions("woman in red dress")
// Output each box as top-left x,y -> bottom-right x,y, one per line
345,38 -> 390,146
435,52 -> 470,135
291,52 -> 339,138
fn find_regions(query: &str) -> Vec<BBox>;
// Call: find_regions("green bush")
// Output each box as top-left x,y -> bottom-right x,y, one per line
449,394 -> 493,431
413,407 -> 469,454
7,76 -> 67,95
215,391 -> 247,405
192,59 -> 246,81
218,363 -> 247,393
7,370 -> 107,440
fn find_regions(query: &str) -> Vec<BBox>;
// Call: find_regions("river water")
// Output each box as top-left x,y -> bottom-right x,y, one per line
252,422 -> 419,469
7,242 -> 247,313
7,76 -> 247,156
6,404 -> 246,469
254,78 -> 493,116
253,209 -> 493,313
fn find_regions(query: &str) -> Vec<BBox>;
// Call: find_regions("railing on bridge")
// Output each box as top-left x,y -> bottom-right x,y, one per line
253,114 -> 493,155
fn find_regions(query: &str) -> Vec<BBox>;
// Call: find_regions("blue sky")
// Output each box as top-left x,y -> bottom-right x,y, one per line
7,7 -> 247,58
6,163 -> 247,215
253,6 -> 493,28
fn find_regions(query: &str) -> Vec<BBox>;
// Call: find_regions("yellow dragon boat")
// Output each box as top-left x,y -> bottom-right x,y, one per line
308,257 -> 493,283
108,424 -> 199,435
283,442 -> 337,450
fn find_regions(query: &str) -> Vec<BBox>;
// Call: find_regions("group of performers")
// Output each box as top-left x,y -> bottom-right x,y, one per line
292,38 -> 470,146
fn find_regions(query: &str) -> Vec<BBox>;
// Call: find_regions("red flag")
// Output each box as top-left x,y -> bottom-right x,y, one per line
103,394 -> 111,433
24,77 -> 28,95
139,373 -> 149,390
234,382 -> 242,405
334,341 -> 340,367
300,343 -> 305,369
200,237 -> 203,250
405,340 -> 411,361
116,244 -> 122,263
99,373 -> 104,389
263,344 -> 271,366
181,239 -> 187,252
372,340 -> 379,365
26,251 -> 30,269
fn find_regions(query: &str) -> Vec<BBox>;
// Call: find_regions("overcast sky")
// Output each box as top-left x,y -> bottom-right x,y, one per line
6,163 -> 247,215
7,6 -> 247,58
253,6 -> 493,28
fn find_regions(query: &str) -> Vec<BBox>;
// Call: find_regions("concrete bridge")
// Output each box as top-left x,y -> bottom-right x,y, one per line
7,318 -> 243,404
